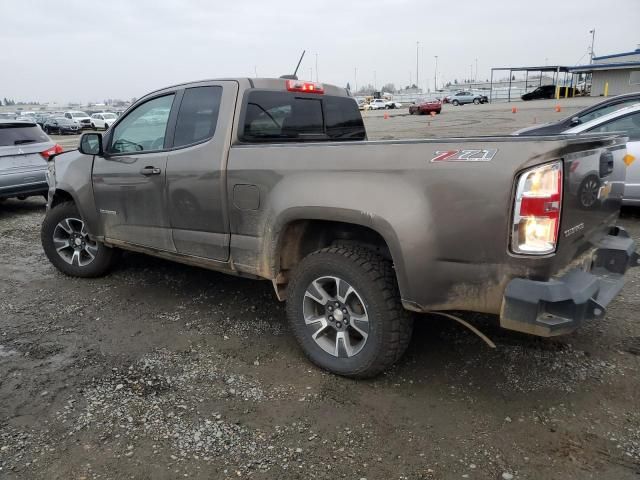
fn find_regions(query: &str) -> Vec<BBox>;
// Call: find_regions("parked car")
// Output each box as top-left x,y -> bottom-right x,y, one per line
34,113 -> 52,128
446,91 -> 485,106
43,117 -> 82,135
0,120 -> 62,201
409,98 -> 442,115
64,111 -> 92,129
521,85 -> 557,101
563,103 -> 640,206
90,112 -> 118,130
384,100 -> 402,109
514,92 -> 640,135
364,99 -> 386,110
0,112 -> 17,120
42,77 -> 637,378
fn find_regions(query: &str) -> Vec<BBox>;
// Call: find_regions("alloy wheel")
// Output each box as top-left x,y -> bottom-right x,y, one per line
303,276 -> 369,358
52,217 -> 98,266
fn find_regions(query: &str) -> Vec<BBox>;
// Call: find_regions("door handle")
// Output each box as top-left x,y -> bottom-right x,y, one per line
140,166 -> 161,176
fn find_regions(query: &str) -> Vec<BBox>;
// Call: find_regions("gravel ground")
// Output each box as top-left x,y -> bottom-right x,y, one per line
2,99 -> 640,479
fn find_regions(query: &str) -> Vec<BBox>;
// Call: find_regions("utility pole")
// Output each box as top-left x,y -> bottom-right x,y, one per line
374,70 -> 377,90
475,58 -> 478,82
589,28 -> 596,63
416,41 -> 420,89
315,53 -> 319,82
254,65 -> 258,78
434,56 -> 438,91
354,67 -> 358,94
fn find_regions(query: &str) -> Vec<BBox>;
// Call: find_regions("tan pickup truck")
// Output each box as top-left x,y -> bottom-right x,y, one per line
41,77 -> 638,377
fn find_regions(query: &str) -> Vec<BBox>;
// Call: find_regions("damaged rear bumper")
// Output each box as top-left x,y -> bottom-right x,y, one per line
501,226 -> 639,337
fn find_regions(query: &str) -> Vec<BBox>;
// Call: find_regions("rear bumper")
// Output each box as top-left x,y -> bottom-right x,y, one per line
501,226 -> 639,337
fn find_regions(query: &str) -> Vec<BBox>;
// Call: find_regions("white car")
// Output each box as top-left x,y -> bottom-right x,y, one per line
64,111 -> 92,129
90,112 -> 118,130
565,103 -> 640,205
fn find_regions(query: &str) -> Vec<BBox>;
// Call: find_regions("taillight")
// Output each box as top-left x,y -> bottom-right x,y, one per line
286,80 -> 324,94
40,144 -> 64,160
511,161 -> 563,255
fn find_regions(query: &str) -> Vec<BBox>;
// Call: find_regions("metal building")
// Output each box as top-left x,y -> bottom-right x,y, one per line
570,46 -> 640,96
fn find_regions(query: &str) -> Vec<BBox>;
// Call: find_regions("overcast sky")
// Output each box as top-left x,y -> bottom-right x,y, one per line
1,0 -> 639,104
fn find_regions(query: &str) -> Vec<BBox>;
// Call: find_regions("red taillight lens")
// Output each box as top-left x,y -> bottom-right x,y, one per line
40,144 -> 64,160
286,80 -> 324,94
511,161 -> 563,255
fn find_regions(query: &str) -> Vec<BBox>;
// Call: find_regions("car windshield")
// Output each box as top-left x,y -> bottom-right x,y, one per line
103,113 -> 117,119
0,123 -> 49,146
55,118 -> 74,125
71,112 -> 88,118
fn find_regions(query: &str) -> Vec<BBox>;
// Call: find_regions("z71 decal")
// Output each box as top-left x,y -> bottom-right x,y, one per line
431,148 -> 498,163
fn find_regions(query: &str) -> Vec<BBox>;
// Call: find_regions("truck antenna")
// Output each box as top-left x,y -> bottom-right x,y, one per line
280,50 -> 306,80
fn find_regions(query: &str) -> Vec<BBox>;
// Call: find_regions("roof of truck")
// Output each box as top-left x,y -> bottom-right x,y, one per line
138,78 -> 351,102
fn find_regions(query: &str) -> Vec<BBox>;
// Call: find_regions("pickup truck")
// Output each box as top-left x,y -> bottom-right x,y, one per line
41,77 -> 639,378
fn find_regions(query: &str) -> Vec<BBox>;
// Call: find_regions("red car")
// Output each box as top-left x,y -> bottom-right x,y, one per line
409,98 -> 442,115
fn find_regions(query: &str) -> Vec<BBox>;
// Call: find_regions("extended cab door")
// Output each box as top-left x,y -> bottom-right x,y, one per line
92,92 -> 177,251
165,81 -> 238,261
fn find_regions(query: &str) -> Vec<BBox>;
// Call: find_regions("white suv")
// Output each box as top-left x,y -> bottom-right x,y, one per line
64,111 -> 91,129
90,112 -> 118,130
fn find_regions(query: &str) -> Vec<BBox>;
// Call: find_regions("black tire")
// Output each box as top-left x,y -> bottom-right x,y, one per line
473,98 -> 480,105
452,100 -> 460,106
91,123 -> 96,130
286,246 -> 413,378
41,201 -> 119,277
104,123 -> 109,130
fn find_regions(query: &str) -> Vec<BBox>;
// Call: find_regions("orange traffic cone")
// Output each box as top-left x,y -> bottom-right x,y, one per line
555,104 -> 562,112
512,106 -> 517,113
383,112 -> 389,120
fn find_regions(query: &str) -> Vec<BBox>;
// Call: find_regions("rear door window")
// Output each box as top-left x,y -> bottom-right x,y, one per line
0,123 -> 49,146
242,90 -> 364,142
173,86 -> 222,148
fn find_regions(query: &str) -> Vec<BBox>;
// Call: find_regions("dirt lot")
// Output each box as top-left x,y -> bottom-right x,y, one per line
2,98 -> 640,480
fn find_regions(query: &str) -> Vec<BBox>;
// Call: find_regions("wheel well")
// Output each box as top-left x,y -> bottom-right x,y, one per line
273,220 -> 393,300
51,190 -> 74,208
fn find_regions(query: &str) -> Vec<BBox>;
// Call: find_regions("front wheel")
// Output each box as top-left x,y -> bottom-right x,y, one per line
473,98 -> 480,105
41,201 -> 119,277
452,100 -> 460,106
286,246 -> 413,378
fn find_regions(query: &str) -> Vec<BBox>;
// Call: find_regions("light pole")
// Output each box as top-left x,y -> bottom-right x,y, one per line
475,58 -> 478,82
416,41 -> 420,89
374,70 -> 377,90
589,28 -> 596,63
354,67 -> 358,94
315,53 -> 319,82
434,55 -> 438,91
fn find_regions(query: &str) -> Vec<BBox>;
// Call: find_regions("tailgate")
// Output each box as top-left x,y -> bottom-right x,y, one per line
554,134 -> 628,269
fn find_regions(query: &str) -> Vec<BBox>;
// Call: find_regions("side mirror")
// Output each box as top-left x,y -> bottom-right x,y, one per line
570,117 -> 581,126
79,132 -> 103,156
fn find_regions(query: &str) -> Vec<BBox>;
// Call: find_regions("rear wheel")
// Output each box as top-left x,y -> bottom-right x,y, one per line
286,246 -> 413,378
41,201 -> 119,277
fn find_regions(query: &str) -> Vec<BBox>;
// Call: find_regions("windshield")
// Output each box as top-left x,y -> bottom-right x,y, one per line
103,113 -> 117,119
0,123 -> 49,146
55,118 -> 75,125
71,112 -> 88,118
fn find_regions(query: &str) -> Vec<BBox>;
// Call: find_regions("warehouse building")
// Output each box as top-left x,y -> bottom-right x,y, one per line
570,46 -> 640,96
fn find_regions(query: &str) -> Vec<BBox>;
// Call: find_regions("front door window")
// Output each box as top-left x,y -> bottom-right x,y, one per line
109,94 -> 175,154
